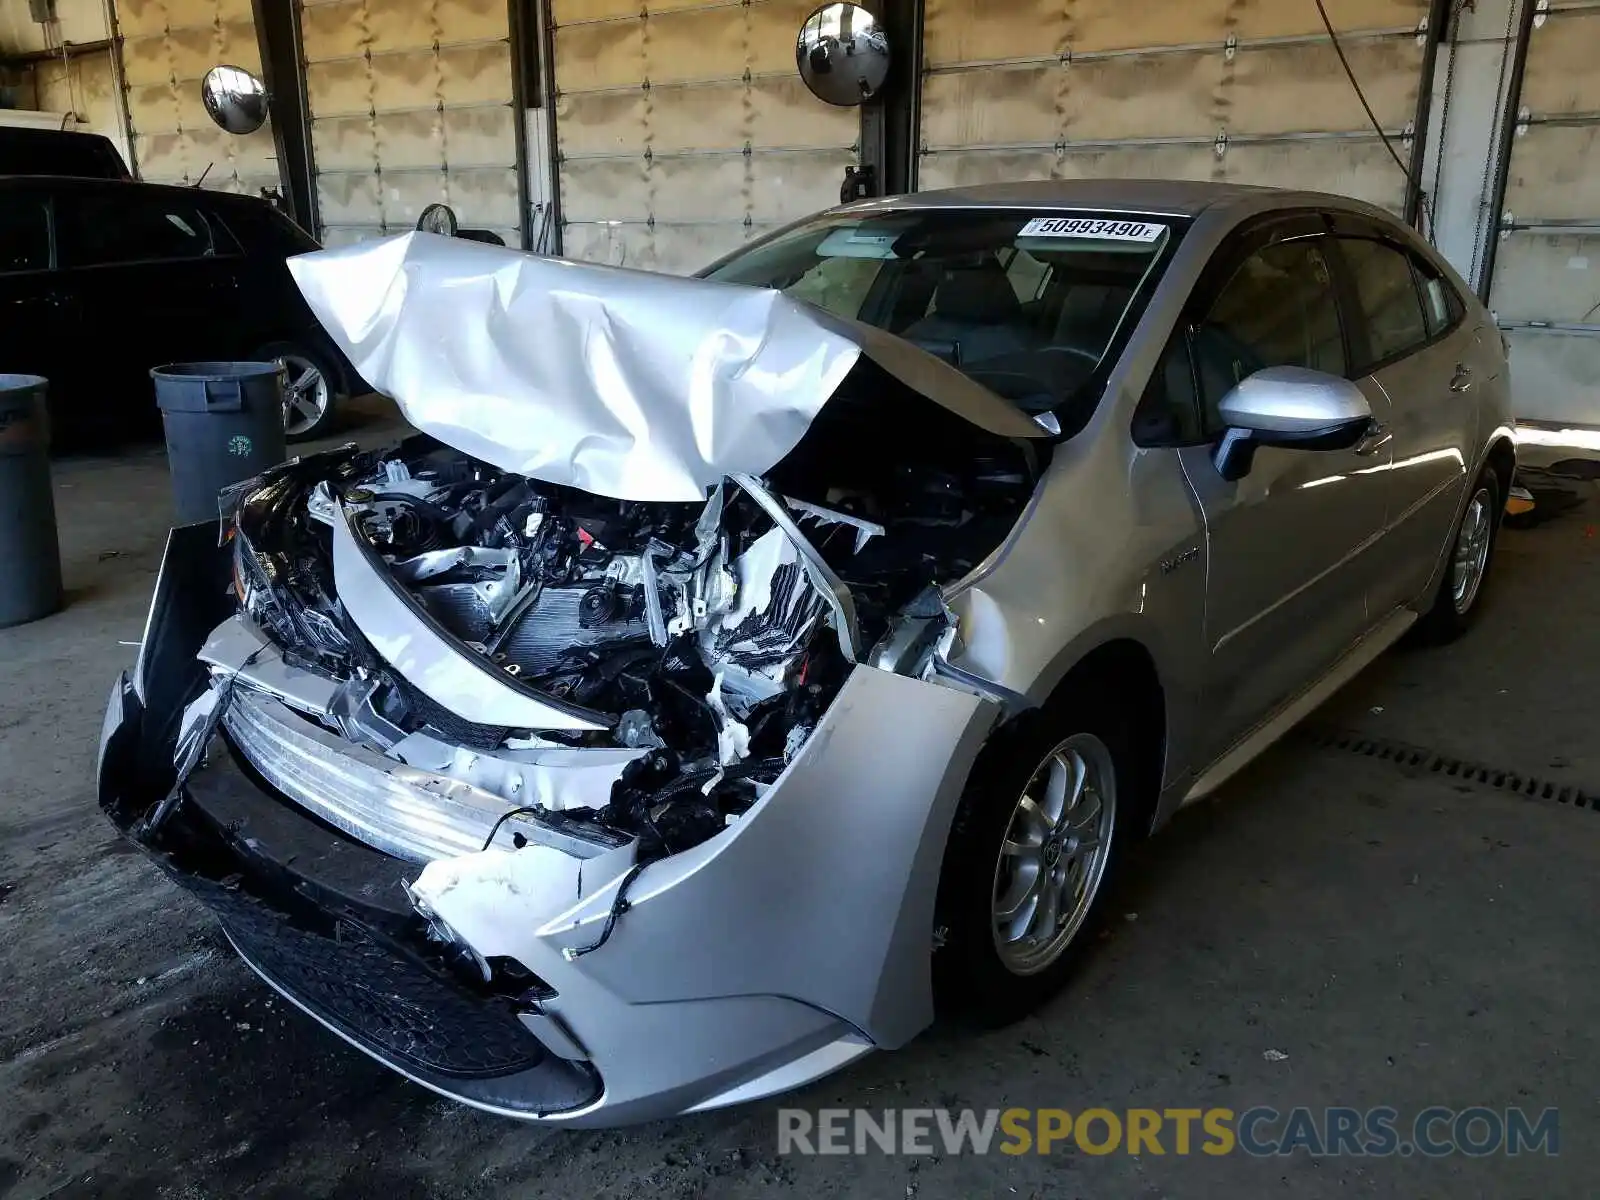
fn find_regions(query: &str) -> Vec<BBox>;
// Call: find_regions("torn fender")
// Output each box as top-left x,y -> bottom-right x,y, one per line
288,232 -> 1045,503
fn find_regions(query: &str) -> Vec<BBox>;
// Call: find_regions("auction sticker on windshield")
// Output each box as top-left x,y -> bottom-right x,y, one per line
1018,217 -> 1165,242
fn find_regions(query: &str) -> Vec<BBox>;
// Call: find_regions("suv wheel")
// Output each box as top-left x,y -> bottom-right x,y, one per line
255,340 -> 340,441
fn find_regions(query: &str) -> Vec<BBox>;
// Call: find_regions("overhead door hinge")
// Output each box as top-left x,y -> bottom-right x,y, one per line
1533,0 -> 1549,29
1213,129 -> 1228,159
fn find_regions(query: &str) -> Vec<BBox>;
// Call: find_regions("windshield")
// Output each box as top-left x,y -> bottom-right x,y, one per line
704,208 -> 1181,420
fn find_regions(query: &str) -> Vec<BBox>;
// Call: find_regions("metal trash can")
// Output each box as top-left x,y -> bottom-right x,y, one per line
0,375 -> 63,628
151,362 -> 288,525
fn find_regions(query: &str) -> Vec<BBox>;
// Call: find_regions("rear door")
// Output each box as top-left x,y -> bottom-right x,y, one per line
52,187 -> 250,426
0,188 -> 70,407
1173,214 -> 1393,755
1329,223 -> 1476,615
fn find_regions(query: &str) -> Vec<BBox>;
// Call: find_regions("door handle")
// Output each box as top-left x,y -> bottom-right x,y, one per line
1449,363 -> 1473,392
1353,421 -> 1392,457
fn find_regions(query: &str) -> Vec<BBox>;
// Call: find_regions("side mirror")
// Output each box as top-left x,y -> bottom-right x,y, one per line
200,65 -> 269,135
1212,366 -> 1375,482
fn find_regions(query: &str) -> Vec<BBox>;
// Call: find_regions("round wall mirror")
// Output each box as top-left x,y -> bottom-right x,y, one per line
201,65 -> 269,135
796,3 -> 891,107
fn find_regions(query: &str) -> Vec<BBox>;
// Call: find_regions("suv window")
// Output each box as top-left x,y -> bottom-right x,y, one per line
55,192 -> 239,269
1192,238 -> 1346,432
1338,237 -> 1430,367
0,197 -> 50,274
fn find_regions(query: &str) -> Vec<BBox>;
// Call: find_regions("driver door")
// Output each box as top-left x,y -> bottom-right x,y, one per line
1175,217 -> 1393,760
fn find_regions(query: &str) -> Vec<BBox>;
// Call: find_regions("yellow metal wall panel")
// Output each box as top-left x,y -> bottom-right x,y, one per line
1222,140 -> 1406,210
919,0 -> 1427,207
918,143 -> 1218,192
440,105 -> 518,165
1226,0 -> 1423,40
747,76 -> 857,147
551,0 -> 858,272
435,42 -> 513,105
922,0 -> 1066,66
1502,125 -> 1600,221
311,113 -> 378,170
1505,331 -> 1600,426
553,20 -> 645,92
560,157 -> 652,219
300,0 -> 519,241
115,0 -> 170,37
1518,11 -> 1600,116
1226,38 -> 1420,135
305,58 -> 371,116
373,111 -> 442,169
634,8 -> 750,86
551,0 -> 641,24
120,36 -> 174,89
555,91 -> 648,157
116,0 -> 274,188
1490,234 -> 1600,325
362,0 -> 443,56
299,1 -> 369,59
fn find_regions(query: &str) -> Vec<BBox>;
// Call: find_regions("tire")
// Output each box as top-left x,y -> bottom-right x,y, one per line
1414,465 -> 1502,645
933,693 -> 1134,1027
253,339 -> 342,442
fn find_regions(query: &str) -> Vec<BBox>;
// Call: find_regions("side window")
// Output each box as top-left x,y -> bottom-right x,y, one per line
1192,238 -> 1346,432
1338,237 -> 1430,367
1132,331 -> 1204,446
55,193 -> 232,269
0,197 -> 50,274
1410,251 -> 1466,338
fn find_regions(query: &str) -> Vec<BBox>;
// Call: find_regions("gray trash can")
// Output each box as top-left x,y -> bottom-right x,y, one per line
0,375 -> 63,628
151,362 -> 288,525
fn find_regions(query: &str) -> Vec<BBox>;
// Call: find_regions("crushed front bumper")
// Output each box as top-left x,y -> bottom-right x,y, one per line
98,525 -> 999,1125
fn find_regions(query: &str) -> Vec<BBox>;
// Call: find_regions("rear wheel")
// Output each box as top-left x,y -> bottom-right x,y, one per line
254,339 -> 341,441
934,697 -> 1132,1026
1415,465 -> 1501,643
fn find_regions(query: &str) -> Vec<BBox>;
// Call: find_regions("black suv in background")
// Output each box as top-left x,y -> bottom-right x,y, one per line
0,125 -> 131,179
0,173 -> 359,443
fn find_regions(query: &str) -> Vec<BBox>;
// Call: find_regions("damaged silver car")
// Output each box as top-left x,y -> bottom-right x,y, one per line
99,180 -> 1514,1125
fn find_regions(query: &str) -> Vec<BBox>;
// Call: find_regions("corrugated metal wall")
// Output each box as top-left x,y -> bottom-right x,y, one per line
118,0 -> 277,191
918,0 -> 1430,212
1488,0 -> 1600,426
298,0 -> 520,248
551,0 -> 859,275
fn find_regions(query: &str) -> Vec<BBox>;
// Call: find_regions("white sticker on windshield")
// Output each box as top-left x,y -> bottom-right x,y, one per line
1018,217 -> 1165,242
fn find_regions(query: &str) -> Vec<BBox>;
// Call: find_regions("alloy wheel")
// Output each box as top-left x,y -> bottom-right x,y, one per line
279,354 -> 331,437
990,732 -> 1118,976
1451,486 -> 1493,615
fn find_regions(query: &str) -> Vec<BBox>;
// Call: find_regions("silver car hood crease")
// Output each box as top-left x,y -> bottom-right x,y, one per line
287,232 -> 1044,504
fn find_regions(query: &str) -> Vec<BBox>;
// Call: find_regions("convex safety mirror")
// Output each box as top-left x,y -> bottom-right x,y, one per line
796,3 -> 891,107
201,65 -> 269,135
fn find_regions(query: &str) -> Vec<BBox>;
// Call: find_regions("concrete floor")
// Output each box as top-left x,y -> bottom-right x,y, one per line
1,411 -> 1596,1198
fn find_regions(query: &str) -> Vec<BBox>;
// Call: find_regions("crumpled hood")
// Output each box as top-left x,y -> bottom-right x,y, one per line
288,232 -> 1044,503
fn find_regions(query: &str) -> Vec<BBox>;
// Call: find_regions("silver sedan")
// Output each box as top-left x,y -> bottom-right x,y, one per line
99,179 -> 1513,1125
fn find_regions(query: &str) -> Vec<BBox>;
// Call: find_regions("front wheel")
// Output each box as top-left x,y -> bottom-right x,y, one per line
1415,466 -> 1501,644
254,339 -> 341,441
934,701 -> 1128,1026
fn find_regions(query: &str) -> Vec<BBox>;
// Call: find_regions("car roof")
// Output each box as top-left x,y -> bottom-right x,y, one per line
0,172 -> 264,208
839,178 -> 1364,220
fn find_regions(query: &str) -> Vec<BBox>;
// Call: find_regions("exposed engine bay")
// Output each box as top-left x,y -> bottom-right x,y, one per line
223,387 -> 1043,864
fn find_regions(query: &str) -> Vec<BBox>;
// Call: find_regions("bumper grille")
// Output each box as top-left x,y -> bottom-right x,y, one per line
192,879 -> 547,1079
